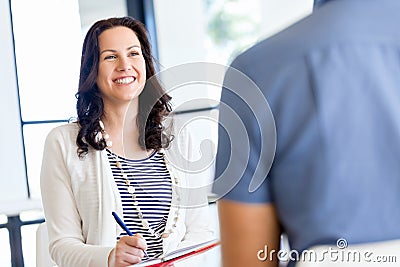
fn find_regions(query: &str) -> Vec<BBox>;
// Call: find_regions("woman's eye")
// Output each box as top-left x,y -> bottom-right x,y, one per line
104,55 -> 116,60
129,51 -> 139,56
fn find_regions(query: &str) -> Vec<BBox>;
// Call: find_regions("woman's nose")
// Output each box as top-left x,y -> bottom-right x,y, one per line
117,57 -> 132,71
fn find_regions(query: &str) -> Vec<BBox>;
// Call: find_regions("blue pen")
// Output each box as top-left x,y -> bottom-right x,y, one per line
112,211 -> 149,258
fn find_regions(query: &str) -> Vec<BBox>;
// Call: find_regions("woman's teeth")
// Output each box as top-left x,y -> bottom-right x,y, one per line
114,77 -> 134,84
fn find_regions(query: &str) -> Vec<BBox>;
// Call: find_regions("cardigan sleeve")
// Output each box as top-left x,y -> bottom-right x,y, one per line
40,126 -> 113,267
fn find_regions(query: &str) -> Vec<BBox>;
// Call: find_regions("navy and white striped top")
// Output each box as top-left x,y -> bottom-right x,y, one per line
107,149 -> 172,258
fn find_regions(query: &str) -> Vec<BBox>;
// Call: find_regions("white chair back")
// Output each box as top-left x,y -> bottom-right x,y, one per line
36,222 -> 55,267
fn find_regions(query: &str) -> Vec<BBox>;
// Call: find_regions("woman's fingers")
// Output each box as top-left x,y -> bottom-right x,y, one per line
122,234 -> 148,251
112,235 -> 148,266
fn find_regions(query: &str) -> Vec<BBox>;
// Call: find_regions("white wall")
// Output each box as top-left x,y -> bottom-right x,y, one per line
154,0 -> 208,68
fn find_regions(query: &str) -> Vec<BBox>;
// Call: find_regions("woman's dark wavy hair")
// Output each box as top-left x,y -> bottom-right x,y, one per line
75,16 -> 172,157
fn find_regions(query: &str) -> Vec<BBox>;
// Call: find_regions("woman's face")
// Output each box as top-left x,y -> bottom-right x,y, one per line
96,26 -> 146,107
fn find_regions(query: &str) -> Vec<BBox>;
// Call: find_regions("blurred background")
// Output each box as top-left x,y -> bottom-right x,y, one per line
0,0 -> 312,266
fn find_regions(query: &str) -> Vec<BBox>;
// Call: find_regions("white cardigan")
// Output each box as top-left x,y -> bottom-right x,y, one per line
40,123 -> 214,267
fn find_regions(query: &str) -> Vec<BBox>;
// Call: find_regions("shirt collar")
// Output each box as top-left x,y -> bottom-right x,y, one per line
314,0 -> 331,9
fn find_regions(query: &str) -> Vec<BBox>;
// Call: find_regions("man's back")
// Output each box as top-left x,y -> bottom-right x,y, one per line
215,0 -> 400,254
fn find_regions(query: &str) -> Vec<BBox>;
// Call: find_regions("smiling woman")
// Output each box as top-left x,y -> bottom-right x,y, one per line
97,26 -> 147,106
75,17 -> 171,158
40,16 -> 214,267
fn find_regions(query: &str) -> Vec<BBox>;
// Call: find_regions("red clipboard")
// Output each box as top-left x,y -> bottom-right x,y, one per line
134,239 -> 220,267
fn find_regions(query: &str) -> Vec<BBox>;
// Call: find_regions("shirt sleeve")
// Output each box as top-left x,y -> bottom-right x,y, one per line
212,57 -> 276,204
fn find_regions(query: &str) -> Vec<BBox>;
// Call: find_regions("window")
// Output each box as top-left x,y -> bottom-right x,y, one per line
10,0 -> 128,201
1,0 -> 127,266
10,0 -> 82,203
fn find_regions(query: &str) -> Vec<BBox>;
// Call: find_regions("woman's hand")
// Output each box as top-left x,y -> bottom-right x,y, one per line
108,234 -> 148,267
